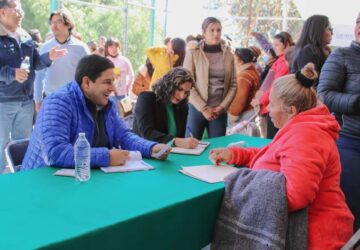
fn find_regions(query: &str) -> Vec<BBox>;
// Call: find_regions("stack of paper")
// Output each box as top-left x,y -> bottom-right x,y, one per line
53,151 -> 154,176
171,141 -> 210,155
100,161 -> 153,173
179,165 -> 239,183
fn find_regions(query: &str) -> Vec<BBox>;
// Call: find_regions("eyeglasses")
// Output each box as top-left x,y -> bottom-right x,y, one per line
49,19 -> 64,25
5,6 -> 24,16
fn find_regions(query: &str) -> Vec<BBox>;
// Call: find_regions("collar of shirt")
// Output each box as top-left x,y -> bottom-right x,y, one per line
55,35 -> 71,45
0,23 -> 21,44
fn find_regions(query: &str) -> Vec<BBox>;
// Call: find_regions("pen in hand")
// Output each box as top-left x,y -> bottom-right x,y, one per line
186,126 -> 194,138
185,126 -> 201,149
186,126 -> 210,147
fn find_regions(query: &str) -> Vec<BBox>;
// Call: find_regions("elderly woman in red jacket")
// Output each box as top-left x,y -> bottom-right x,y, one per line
210,63 -> 354,249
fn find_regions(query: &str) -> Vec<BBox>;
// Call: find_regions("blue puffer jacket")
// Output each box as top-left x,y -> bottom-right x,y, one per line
318,41 -> 360,139
22,81 -> 156,170
0,26 -> 51,102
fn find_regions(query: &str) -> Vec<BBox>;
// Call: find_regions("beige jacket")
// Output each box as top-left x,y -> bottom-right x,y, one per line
183,41 -> 237,112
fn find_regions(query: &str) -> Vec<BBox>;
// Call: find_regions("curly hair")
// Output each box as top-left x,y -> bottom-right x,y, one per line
152,67 -> 194,104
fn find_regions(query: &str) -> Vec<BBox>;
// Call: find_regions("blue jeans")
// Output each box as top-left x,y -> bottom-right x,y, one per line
0,100 -> 34,170
337,134 -> 360,230
186,104 -> 227,139
110,95 -> 125,116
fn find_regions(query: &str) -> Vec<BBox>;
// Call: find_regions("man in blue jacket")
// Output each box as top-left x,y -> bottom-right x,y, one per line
0,0 -> 66,173
22,55 -> 169,170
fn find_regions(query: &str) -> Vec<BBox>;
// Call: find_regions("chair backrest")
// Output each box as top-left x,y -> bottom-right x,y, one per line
341,228 -> 360,250
4,139 -> 30,173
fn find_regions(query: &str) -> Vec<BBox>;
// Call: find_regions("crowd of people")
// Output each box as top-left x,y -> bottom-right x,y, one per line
1,0 -> 360,248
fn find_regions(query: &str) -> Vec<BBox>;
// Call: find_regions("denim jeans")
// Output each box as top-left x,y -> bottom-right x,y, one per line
337,134 -> 360,230
110,95 -> 125,116
186,104 -> 227,139
0,100 -> 34,170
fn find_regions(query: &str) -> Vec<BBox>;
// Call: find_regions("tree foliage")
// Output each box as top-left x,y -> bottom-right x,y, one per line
207,0 -> 304,48
21,0 -> 164,70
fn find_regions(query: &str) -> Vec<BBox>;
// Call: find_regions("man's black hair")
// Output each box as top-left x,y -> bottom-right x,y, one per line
75,55 -> 114,85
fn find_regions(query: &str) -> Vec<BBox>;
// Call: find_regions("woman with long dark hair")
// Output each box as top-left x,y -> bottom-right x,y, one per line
133,67 -> 199,149
291,14 -> 333,87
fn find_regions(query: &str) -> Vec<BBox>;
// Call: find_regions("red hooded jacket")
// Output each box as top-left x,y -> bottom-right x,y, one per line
228,105 -> 354,249
259,54 -> 289,115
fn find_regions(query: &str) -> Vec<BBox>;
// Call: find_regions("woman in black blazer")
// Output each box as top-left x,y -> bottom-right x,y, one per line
133,67 -> 199,148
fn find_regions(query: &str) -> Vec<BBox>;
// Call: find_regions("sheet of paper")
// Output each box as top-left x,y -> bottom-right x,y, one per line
100,160 -> 154,173
54,151 -> 152,175
171,141 -> 210,155
179,165 -> 238,183
53,168 -> 75,177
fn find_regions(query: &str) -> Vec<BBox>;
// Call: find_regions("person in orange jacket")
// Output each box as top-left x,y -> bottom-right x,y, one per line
210,63 -> 354,250
228,48 -> 260,130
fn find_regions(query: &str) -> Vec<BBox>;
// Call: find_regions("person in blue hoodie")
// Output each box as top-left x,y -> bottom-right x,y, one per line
0,0 -> 66,173
22,55 -> 169,170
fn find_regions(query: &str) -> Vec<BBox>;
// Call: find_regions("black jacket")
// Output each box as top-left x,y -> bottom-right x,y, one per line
132,91 -> 188,143
318,41 -> 360,139
291,44 -> 327,87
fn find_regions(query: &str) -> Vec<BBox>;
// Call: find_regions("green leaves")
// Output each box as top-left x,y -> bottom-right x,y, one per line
21,0 -> 163,70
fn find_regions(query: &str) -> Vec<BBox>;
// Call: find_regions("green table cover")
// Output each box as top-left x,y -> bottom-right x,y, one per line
0,134 -> 270,250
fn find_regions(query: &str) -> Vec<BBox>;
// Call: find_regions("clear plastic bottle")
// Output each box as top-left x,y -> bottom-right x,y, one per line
20,56 -> 30,71
74,133 -> 91,182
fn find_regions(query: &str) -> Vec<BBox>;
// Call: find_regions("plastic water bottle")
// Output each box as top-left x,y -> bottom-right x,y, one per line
74,133 -> 91,182
21,56 -> 30,71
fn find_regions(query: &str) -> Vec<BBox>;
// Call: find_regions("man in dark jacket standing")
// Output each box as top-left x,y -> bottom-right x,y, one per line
0,0 -> 66,173
318,12 -> 360,230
